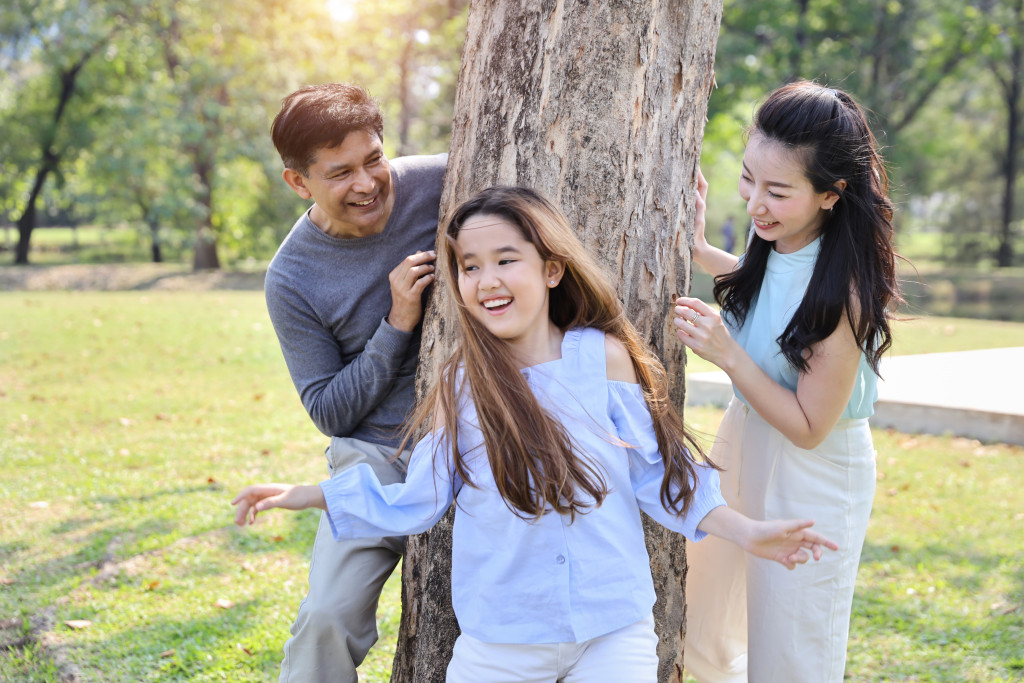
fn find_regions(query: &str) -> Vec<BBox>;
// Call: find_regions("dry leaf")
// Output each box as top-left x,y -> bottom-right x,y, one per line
160,649 -> 176,658
215,598 -> 234,609
145,580 -> 160,591
29,501 -> 49,509
65,620 -> 92,630
0,577 -> 15,585
119,417 -> 134,427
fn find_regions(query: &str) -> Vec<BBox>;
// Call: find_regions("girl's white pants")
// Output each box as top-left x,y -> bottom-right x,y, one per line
684,398 -> 876,683
445,614 -> 658,683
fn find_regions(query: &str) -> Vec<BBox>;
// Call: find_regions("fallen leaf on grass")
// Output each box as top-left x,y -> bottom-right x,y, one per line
119,417 -> 135,427
160,649 -> 176,658
144,580 -> 160,591
890,545 -> 900,553
215,598 -> 234,609
29,501 -> 49,509
0,577 -> 15,585
65,620 -> 92,630
237,644 -> 254,656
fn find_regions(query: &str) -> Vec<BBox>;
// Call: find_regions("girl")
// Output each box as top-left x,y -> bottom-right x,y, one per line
234,186 -> 837,683
674,82 -> 902,682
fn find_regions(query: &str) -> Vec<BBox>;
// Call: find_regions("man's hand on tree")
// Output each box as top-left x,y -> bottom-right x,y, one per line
387,250 -> 436,332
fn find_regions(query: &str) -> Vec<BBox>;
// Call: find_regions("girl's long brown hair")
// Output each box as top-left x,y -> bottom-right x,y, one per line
402,186 -> 709,521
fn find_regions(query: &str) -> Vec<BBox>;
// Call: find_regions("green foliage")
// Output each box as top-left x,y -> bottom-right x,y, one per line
0,0 -> 468,266
2,0 -> 1021,268
702,0 -> 1024,269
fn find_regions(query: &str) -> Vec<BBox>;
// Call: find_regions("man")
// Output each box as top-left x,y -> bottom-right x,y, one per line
265,82 -> 446,682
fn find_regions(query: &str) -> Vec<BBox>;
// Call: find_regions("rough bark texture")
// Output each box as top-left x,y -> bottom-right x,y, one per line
392,1 -> 722,681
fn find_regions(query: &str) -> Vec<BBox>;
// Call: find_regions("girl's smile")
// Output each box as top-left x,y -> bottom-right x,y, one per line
454,214 -> 564,364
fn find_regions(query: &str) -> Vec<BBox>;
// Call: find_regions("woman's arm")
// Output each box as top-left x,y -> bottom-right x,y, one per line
673,296 -> 862,449
689,169 -> 740,278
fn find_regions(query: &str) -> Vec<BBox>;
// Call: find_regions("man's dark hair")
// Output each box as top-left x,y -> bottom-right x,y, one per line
271,83 -> 384,176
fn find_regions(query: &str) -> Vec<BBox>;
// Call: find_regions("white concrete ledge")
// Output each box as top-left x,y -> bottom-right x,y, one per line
685,347 -> 1024,446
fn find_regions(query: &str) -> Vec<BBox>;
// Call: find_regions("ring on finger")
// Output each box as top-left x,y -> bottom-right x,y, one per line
689,310 -> 701,325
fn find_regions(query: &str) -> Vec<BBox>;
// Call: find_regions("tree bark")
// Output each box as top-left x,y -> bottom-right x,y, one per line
393,1 -> 722,681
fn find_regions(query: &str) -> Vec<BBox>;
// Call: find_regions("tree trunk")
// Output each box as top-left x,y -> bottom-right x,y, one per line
190,155 -> 221,270
393,1 -> 722,681
997,0 -> 1023,268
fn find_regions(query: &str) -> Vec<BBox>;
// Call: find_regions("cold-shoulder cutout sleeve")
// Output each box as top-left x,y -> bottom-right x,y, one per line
319,429 -> 460,540
607,381 -> 726,541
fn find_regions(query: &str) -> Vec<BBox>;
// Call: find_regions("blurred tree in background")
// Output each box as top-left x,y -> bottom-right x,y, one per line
0,0 -> 1020,269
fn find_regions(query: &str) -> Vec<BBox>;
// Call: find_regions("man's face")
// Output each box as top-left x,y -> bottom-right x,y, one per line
283,129 -> 394,239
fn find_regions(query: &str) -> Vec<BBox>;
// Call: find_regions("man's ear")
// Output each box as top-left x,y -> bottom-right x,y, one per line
282,168 -> 312,200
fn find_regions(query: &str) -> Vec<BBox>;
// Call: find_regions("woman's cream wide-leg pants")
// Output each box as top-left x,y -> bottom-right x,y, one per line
684,398 -> 876,683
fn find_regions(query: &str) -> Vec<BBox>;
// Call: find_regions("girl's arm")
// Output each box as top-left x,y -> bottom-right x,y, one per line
233,484 -> 325,526
696,506 -> 838,570
232,407 -> 458,537
690,169 -> 740,278
673,296 -> 862,449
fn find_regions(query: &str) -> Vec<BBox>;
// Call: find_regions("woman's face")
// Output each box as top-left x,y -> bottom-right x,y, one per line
738,134 -> 841,254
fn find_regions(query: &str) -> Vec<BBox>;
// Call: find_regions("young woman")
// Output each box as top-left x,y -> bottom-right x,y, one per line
235,186 -> 836,683
674,82 -> 902,682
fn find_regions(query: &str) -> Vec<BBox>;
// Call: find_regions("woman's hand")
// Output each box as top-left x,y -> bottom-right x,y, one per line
672,296 -> 738,372
231,483 -> 326,526
693,168 -> 709,250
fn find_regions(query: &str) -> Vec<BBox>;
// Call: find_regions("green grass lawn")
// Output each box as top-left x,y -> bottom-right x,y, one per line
1,291 -> 1022,681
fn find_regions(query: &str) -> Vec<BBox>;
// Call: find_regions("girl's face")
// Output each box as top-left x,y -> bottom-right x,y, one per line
738,134 -> 841,254
454,213 -> 563,355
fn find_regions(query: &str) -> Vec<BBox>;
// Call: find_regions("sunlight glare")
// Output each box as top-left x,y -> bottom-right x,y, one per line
325,0 -> 356,22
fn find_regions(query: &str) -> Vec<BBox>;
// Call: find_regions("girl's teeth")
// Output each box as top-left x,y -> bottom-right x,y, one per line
484,299 -> 511,309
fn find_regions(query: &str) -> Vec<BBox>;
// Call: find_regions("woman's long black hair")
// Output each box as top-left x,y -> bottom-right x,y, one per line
714,81 -> 903,374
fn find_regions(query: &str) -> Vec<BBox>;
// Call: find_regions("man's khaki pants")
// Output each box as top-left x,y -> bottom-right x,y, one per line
278,436 -> 409,683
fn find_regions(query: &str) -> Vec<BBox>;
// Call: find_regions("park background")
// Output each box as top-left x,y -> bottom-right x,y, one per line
2,0 -> 1022,681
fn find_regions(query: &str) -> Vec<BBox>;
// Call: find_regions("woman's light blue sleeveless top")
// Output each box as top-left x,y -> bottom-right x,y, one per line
727,237 -> 878,419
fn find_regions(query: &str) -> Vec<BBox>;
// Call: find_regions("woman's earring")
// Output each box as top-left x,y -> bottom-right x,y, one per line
549,280 -> 556,286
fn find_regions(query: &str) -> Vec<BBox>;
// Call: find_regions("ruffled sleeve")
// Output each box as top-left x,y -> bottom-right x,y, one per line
608,381 -> 726,541
319,430 -> 461,540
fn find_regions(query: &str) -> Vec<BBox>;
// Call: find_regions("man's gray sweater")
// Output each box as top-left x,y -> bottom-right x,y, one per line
265,153 -> 447,447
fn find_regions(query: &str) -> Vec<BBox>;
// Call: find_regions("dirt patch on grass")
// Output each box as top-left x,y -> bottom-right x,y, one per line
0,264 -> 265,292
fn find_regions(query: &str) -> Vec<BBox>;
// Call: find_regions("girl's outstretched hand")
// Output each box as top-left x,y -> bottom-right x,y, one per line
745,518 -> 839,570
231,483 -> 326,526
698,506 -> 838,570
